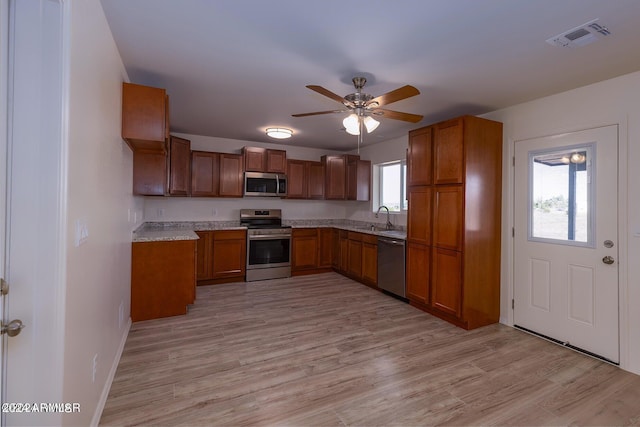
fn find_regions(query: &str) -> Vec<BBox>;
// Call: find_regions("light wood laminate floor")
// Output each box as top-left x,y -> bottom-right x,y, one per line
101,273 -> 640,426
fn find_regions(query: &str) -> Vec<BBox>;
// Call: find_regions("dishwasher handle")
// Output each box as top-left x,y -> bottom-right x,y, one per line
378,237 -> 405,246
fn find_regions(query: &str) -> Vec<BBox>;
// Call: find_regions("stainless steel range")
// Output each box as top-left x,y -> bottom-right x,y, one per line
241,209 -> 292,282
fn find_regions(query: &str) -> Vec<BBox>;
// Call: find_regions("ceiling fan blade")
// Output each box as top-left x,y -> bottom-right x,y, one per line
372,108 -> 423,123
367,85 -> 420,107
292,109 -> 347,118
306,85 -> 351,106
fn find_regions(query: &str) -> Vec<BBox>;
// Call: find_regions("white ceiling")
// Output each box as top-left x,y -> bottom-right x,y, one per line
101,0 -> 640,151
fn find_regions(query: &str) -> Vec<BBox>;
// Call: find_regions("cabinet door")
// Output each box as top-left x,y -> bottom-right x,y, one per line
133,150 -> 167,196
433,186 -> 463,251
431,248 -> 462,318
331,228 -> 340,268
219,154 -> 244,197
339,231 -> 349,273
292,229 -> 319,271
347,235 -> 363,279
168,136 -> 191,196
407,186 -> 432,245
191,151 -> 219,197
266,149 -> 287,173
406,242 -> 430,305
212,230 -> 246,279
195,231 -> 214,281
122,82 -> 167,150
286,160 -> 307,199
318,228 -> 333,268
434,118 -> 464,184
347,159 -> 371,201
323,155 -> 346,200
361,241 -> 377,286
131,240 -> 195,321
408,127 -> 432,186
307,161 -> 325,199
243,147 -> 266,172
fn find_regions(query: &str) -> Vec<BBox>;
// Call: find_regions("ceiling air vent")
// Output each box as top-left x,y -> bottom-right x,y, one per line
546,19 -> 610,48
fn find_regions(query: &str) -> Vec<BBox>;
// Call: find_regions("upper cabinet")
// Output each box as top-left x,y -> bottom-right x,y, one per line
219,154 -> 244,197
133,135 -> 190,196
287,159 -> 325,200
243,147 -> 287,173
122,82 -> 169,152
191,151 -> 219,197
322,155 -> 370,201
168,136 -> 191,196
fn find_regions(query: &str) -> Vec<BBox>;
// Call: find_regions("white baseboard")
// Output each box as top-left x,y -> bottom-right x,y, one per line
90,317 -> 132,427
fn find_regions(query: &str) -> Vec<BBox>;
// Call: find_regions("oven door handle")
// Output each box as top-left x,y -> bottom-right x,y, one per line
248,234 -> 292,240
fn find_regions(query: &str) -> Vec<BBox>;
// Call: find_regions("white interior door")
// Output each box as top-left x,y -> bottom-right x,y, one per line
1,1 -> 66,426
0,1 -> 8,425
514,125 -> 619,363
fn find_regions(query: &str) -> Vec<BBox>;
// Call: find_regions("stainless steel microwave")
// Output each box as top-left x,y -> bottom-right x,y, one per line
244,172 -> 287,197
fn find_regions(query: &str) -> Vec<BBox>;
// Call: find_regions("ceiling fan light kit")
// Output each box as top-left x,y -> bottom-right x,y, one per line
292,76 -> 423,149
265,127 -> 293,139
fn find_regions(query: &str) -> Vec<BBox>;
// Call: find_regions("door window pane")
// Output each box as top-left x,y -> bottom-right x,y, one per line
529,145 -> 592,245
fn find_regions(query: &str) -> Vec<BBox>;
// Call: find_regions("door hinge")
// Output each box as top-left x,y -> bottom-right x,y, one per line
512,227 -> 515,238
0,278 -> 7,295
512,299 -> 515,310
512,156 -> 515,166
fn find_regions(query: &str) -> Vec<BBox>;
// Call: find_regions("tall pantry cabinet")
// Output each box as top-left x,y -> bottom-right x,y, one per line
406,115 -> 502,330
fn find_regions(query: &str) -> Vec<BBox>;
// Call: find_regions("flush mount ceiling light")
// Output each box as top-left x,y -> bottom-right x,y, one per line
265,128 -> 293,139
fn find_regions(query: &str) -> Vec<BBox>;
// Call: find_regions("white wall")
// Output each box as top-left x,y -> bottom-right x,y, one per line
63,0 -> 141,425
144,133 -> 357,222
482,70 -> 640,375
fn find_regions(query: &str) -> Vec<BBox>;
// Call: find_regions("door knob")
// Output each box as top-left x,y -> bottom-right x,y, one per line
1,319 -> 25,337
602,255 -> 615,265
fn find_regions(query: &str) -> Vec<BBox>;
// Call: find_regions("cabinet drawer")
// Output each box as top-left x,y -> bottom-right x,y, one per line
214,229 -> 246,240
347,231 -> 363,241
362,234 -> 378,245
293,228 -> 318,238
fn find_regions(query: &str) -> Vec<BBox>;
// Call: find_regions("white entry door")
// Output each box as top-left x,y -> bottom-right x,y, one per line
514,125 -> 619,363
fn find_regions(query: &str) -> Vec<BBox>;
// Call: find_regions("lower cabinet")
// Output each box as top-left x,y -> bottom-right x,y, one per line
344,231 -> 377,288
292,228 -> 319,273
195,230 -> 246,285
292,228 -> 333,275
361,237 -> 377,287
131,239 -> 196,321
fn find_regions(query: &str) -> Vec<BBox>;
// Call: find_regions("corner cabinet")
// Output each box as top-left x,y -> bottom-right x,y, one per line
195,230 -> 246,285
406,115 -> 502,330
321,155 -> 370,201
133,135 -> 190,196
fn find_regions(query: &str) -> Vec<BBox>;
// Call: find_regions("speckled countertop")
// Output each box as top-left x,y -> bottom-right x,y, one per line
133,219 -> 406,242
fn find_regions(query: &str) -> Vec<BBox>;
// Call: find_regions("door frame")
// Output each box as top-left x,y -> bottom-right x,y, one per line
506,118 -> 629,370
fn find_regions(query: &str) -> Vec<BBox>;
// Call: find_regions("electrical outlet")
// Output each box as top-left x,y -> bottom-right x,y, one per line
92,353 -> 98,383
157,208 -> 164,218
127,208 -> 131,223
212,209 -> 217,217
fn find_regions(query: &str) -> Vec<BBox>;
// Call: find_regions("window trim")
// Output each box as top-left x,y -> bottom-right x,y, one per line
375,160 -> 407,213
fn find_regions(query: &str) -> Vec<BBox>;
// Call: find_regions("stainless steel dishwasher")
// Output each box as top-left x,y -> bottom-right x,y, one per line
377,237 -> 406,298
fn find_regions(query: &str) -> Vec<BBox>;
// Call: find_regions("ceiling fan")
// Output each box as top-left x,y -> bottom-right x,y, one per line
292,77 -> 423,138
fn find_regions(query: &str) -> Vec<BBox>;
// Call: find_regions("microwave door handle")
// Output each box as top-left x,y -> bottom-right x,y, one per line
275,174 -> 280,195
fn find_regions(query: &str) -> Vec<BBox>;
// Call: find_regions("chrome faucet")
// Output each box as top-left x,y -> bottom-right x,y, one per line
375,205 -> 393,230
